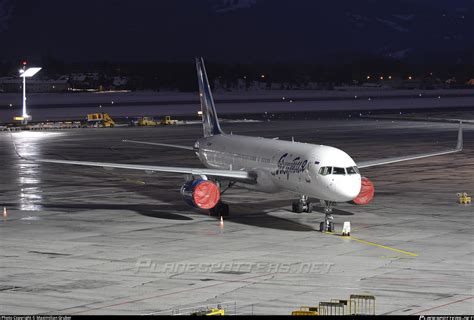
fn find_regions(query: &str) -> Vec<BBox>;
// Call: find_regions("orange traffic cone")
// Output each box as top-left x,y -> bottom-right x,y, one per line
3,207 -> 7,218
219,216 -> 224,228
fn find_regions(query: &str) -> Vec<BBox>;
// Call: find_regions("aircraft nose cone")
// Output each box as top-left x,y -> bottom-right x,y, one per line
343,182 -> 361,201
334,176 -> 361,201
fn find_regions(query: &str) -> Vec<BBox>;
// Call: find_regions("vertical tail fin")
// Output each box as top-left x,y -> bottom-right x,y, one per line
196,57 -> 223,137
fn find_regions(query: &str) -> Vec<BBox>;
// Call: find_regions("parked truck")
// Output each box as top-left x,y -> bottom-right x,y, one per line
160,116 -> 177,125
87,113 -> 115,127
138,117 -> 158,126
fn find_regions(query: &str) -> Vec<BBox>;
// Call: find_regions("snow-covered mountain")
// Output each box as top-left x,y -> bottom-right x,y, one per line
210,0 -> 257,13
1,0 -> 472,63
0,0 -> 12,32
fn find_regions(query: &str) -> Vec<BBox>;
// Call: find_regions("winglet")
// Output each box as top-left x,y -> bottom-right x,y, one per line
7,128 -> 26,160
456,121 -> 463,151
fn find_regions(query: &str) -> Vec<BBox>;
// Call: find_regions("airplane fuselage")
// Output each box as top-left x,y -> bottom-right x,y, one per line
196,134 -> 362,202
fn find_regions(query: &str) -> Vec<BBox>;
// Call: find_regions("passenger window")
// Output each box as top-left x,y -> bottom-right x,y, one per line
333,167 -> 346,175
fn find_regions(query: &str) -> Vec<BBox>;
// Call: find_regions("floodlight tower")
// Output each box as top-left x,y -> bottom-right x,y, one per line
18,61 -> 41,124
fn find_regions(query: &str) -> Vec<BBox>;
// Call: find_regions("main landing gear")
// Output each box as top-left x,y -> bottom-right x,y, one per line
291,197 -> 335,232
319,200 -> 335,232
291,195 -> 313,213
209,201 -> 229,217
209,181 -> 234,217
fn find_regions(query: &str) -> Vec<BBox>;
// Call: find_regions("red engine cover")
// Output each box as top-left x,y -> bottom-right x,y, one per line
192,180 -> 221,209
352,177 -> 375,205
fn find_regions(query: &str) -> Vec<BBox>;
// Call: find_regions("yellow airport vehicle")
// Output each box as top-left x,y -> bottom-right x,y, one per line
206,308 -> 225,316
160,115 -> 177,125
87,113 -> 115,127
457,192 -> 471,204
291,306 -> 319,316
138,117 -> 158,126
190,308 -> 225,316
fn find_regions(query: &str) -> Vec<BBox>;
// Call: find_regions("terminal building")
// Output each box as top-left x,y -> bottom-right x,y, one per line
0,76 -> 70,93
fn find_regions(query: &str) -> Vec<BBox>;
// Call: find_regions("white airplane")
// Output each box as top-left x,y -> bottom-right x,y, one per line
10,58 -> 463,232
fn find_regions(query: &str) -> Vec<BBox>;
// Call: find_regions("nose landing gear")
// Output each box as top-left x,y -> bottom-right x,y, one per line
291,197 -> 335,232
292,195 -> 313,213
319,200 -> 335,232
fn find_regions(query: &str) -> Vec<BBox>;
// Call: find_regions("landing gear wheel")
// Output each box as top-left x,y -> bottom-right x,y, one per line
292,201 -> 304,213
292,195 -> 311,213
319,221 -> 326,232
209,202 -> 229,217
319,200 -> 335,232
220,203 -> 229,217
328,222 -> 335,232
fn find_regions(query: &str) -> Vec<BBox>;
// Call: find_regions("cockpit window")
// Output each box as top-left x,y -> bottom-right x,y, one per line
346,166 -> 359,175
333,167 -> 346,175
319,166 -> 332,176
319,166 -> 359,176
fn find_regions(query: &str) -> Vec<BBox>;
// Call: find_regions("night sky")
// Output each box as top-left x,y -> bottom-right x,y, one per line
0,0 -> 473,63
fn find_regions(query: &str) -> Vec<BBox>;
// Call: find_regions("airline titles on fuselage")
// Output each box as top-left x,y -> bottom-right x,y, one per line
274,153 -> 310,176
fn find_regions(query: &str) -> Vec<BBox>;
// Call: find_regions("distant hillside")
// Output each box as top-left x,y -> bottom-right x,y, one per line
0,0 -> 472,63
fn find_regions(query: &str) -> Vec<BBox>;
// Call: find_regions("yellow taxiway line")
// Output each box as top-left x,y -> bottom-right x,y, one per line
324,232 -> 418,257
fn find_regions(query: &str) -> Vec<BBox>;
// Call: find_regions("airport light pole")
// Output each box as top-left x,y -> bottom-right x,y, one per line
18,62 -> 41,124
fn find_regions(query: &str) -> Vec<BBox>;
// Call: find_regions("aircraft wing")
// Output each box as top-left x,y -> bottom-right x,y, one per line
358,122 -> 463,169
9,130 -> 253,182
32,158 -> 253,180
122,139 -> 195,151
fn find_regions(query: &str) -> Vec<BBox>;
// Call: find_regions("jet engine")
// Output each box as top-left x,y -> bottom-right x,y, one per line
351,177 -> 375,205
180,179 -> 220,209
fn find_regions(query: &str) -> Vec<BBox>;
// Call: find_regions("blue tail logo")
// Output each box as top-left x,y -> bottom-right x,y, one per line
196,57 -> 223,137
